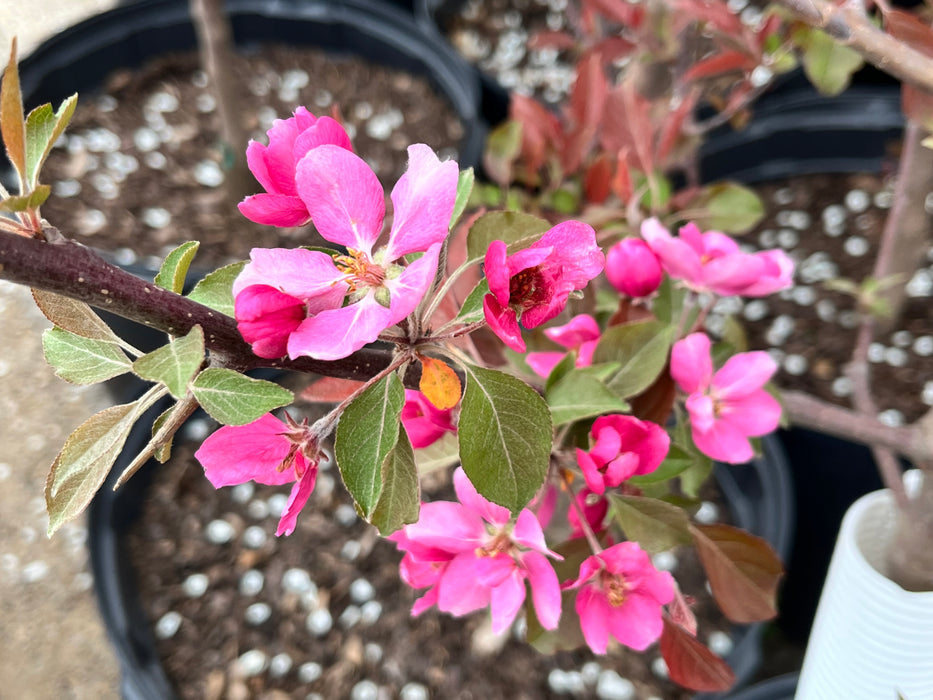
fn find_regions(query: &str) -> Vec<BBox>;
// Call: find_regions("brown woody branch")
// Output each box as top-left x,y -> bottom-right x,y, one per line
0,230 -> 398,380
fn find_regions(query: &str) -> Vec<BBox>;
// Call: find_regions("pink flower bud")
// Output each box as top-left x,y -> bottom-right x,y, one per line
606,238 -> 663,298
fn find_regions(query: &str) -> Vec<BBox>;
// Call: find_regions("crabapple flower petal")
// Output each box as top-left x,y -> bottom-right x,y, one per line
671,333 -> 713,393
276,467 -> 318,536
453,467 -> 511,526
607,593 -> 666,651
536,220 -> 605,288
544,314 -> 601,349
292,115 -> 352,161
685,393 -> 716,434
195,414 -> 298,488
233,247 -> 348,298
512,508 -> 553,556
383,243 -> 443,327
295,145 -> 385,253
741,249 -> 794,296
401,389 -> 457,449
484,240 -> 512,307
691,420 -> 755,464
522,550 -> 562,630
641,218 -> 703,286
713,351 -> 777,398
403,500 -> 484,552
482,295 -> 525,352
411,586 -> 440,616
721,391 -> 782,437
525,351 -> 567,378
234,285 -> 307,359
384,144 -> 459,260
238,193 -> 311,227
576,586 -> 612,654
286,294 -> 393,361
438,552 -> 492,615
490,569 -> 527,634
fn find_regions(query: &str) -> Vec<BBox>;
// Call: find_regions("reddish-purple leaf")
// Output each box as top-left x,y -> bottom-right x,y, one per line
660,616 -> 736,692
682,50 -> 754,83
885,9 -> 933,58
690,523 -> 784,624
584,154 -> 612,203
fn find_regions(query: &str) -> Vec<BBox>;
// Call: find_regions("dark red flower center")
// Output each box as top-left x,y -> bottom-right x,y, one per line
509,267 -> 549,310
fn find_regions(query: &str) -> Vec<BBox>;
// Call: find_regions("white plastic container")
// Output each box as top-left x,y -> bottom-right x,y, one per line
796,471 -> 933,699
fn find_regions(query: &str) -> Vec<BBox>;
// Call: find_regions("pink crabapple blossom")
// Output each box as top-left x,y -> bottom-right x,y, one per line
194,412 -> 323,536
564,541 -> 675,654
389,467 -> 562,635
606,237 -> 663,298
576,414 -> 670,495
238,106 -> 353,227
526,313 -> 601,378
671,332 -> 782,464
233,143 -> 458,361
400,389 -> 458,449
482,221 -> 605,353
641,218 -> 793,297
567,487 -> 610,541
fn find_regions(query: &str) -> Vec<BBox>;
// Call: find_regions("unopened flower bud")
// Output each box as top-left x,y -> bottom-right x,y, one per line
606,238 -> 662,298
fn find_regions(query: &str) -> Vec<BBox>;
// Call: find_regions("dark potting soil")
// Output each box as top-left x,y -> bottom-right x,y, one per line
728,172 -> 933,425
41,46 -> 464,269
125,419 -> 738,700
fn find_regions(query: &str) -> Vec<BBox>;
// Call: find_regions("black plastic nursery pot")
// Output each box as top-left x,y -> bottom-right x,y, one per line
88,403 -> 794,700
699,83 -> 905,645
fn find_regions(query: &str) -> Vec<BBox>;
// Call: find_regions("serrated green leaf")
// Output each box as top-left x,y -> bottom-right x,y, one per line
45,397 -> 153,535
455,277 -> 490,325
191,367 -> 293,425
1,39 -> 26,190
653,276 -> 688,325
795,26 -> 864,96
132,325 -> 204,398
592,320 -> 674,399
154,241 -> 200,294
547,368 -> 630,425
609,494 -> 694,553
32,289 -> 130,347
335,372 -> 405,518
42,327 -> 131,384
371,428 -> 420,535
678,445 -> 714,498
186,261 -> 247,316
458,365 -> 552,513
465,210 -> 551,264
697,182 -> 764,233
450,167 -> 474,231
0,185 -> 50,212
25,93 -> 77,189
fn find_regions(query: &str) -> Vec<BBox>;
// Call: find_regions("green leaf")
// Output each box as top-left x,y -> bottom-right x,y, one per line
629,444 -> 693,486
609,494 -> 693,553
154,241 -> 200,294
24,93 -> 77,189
592,320 -> 674,399
132,325 -> 205,398
673,426 -> 714,498
653,276 -> 688,325
458,365 -> 552,513
543,351 -> 577,394
42,327 -> 131,384
190,368 -> 293,425
412,430 -> 460,475
697,182 -> 764,233
150,406 -> 175,463
45,398 -> 151,535
547,369 -> 630,425
454,278 -> 490,325
335,372 -> 405,518
0,185 -> 50,212
450,167 -> 474,231
465,210 -> 551,264
32,289 -> 129,347
186,261 -> 246,317
795,26 -> 864,96
1,39 -> 26,190
483,119 -> 522,186
371,428 -> 420,535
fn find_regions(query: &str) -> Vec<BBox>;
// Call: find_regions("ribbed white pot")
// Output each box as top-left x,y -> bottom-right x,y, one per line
796,471 -> 933,699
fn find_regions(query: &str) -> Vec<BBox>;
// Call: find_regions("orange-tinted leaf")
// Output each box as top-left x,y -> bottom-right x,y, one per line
610,148 -> 634,201
682,51 -> 754,83
660,616 -> 736,692
690,523 -> 784,624
419,355 -> 462,410
584,153 -> 612,203
300,376 -> 366,403
668,585 -> 698,637
1,38 -> 26,187
885,9 -> 933,58
591,36 -> 636,64
902,83 -> 933,130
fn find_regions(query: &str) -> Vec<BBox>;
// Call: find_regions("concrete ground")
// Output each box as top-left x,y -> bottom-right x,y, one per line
0,2 -> 122,698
